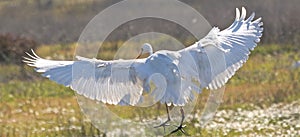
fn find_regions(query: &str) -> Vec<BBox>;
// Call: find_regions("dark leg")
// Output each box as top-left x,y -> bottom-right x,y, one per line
154,103 -> 171,132
167,107 -> 190,136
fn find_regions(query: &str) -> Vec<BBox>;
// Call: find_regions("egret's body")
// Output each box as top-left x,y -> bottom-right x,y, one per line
24,7 -> 263,135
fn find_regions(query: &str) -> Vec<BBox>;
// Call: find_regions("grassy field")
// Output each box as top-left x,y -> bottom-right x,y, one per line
0,43 -> 299,136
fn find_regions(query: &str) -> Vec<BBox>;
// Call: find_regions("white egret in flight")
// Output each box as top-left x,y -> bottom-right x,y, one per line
23,7 -> 263,135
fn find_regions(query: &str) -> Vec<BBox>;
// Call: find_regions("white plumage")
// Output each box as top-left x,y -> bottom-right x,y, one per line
24,7 -> 263,107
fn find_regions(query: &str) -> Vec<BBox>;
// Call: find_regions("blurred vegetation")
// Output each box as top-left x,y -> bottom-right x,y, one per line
0,34 -> 37,64
0,0 -> 299,136
0,41 -> 299,136
0,0 -> 299,45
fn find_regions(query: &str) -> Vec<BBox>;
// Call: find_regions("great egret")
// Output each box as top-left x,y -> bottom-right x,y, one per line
23,7 -> 263,135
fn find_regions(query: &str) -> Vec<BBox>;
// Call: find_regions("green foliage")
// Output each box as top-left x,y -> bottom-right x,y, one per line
0,64 -> 22,82
36,43 -> 76,60
0,80 -> 74,102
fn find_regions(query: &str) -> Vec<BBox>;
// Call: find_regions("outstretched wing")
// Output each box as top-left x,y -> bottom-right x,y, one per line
178,7 -> 263,90
24,7 -> 263,106
23,50 -> 146,105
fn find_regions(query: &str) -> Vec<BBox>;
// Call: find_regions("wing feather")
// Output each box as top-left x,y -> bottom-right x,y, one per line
179,7 -> 263,90
23,51 -> 144,105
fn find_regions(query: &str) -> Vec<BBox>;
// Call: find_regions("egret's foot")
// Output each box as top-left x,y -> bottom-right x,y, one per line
167,124 -> 190,136
154,119 -> 171,133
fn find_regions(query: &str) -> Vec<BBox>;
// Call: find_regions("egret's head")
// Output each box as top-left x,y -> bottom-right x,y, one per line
141,43 -> 153,55
136,43 -> 153,59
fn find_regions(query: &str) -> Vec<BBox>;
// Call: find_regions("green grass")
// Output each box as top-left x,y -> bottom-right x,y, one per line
0,96 -> 102,136
0,43 -> 299,136
0,80 -> 74,102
